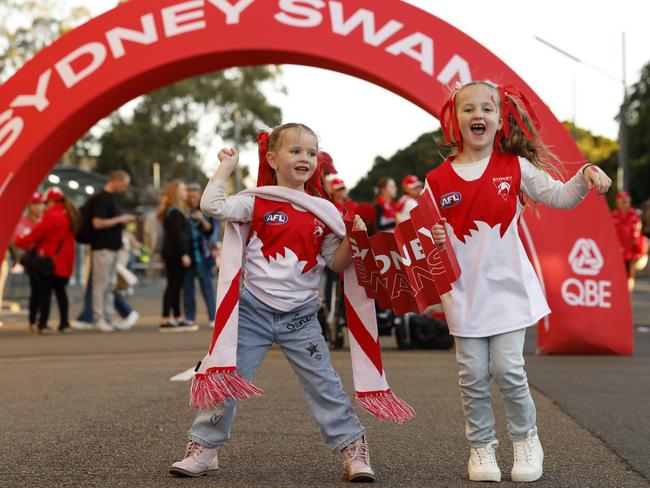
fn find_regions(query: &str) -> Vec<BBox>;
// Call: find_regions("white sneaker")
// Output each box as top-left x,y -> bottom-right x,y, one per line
94,320 -> 115,332
468,441 -> 501,482
170,441 -> 219,477
71,320 -> 93,331
114,311 -> 139,330
511,433 -> 543,482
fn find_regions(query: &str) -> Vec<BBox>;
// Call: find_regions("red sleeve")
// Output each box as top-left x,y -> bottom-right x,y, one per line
14,211 -> 57,249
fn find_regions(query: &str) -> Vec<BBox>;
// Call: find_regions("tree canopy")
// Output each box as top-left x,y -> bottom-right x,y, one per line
349,130 -> 446,202
626,60 -> 650,205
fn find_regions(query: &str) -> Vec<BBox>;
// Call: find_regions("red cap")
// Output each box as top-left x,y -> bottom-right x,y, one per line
330,177 -> 346,191
30,192 -> 44,204
616,191 -> 631,202
44,186 -> 64,202
402,175 -> 423,189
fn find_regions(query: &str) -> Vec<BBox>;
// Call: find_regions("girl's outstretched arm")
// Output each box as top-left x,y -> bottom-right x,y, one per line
200,147 -> 254,222
520,157 -> 611,209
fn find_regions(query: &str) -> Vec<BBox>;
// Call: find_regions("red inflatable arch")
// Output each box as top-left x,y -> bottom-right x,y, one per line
0,0 -> 632,354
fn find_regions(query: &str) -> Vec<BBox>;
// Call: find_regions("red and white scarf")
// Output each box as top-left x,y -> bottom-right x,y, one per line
191,186 -> 415,424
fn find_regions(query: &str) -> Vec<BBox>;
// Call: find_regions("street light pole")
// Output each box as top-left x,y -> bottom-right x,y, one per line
617,33 -> 630,192
535,35 -> 628,191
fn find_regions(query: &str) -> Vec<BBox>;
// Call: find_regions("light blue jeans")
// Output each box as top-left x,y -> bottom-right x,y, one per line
189,288 -> 365,452
454,328 -> 537,448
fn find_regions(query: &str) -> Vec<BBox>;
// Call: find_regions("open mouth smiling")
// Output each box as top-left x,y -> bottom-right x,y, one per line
470,123 -> 486,135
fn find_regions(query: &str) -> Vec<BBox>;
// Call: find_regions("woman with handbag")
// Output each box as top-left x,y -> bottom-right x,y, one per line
12,192 -> 46,332
15,187 -> 80,334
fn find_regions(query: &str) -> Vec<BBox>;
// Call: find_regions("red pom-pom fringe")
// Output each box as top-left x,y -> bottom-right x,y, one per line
190,368 -> 264,410
355,390 -> 416,424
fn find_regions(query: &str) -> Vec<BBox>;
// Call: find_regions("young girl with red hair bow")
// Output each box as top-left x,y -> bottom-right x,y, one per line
429,81 -> 611,482
170,123 -> 414,482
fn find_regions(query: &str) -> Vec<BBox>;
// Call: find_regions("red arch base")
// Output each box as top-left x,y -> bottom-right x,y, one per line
0,0 -> 632,354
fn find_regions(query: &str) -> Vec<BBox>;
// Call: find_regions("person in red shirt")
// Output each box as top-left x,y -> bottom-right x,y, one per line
611,191 -> 643,291
15,187 -> 80,334
374,177 -> 400,231
11,192 -> 45,329
397,174 -> 424,220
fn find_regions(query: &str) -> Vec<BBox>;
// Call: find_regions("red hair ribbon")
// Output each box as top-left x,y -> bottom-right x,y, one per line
256,131 -> 275,187
439,94 -> 463,153
495,85 -> 541,149
318,150 -> 337,175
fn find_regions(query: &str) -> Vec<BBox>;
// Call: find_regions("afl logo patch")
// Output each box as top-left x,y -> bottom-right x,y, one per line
263,210 -> 288,225
440,192 -> 462,209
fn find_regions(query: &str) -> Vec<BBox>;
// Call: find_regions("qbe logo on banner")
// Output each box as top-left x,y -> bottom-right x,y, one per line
561,239 -> 612,308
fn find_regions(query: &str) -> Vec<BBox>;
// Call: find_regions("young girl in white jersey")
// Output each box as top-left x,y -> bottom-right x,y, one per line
429,81 -> 611,483
169,123 -> 379,482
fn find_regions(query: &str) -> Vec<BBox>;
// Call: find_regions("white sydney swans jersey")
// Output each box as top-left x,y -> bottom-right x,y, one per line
425,152 -> 589,337
200,180 -> 341,312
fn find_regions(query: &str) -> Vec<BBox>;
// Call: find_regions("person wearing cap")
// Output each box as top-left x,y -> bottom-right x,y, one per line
398,175 -> 424,220
183,183 -> 219,328
612,191 -> 643,291
10,192 -> 46,330
329,177 -> 351,212
14,187 -> 80,334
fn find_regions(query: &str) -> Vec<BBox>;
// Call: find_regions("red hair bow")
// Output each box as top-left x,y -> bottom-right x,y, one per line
495,85 -> 541,148
256,131 -> 275,187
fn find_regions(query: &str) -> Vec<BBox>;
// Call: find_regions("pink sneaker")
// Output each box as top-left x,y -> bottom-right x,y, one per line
169,441 -> 219,477
341,435 -> 375,482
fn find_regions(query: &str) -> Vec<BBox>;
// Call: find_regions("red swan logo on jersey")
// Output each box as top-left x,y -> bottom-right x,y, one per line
263,210 -> 288,225
493,176 -> 512,201
440,192 -> 462,209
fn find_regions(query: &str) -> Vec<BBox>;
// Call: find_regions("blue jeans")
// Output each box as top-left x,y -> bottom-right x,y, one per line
189,288 -> 365,452
77,275 -> 132,323
454,328 -> 537,448
183,263 -> 216,323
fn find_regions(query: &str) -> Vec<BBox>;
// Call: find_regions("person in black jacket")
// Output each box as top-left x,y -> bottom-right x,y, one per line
157,181 -> 198,332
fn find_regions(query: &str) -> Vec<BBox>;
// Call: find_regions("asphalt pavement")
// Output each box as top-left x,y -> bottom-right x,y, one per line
0,277 -> 648,487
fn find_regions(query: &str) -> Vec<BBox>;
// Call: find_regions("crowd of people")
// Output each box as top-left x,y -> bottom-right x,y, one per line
8,170 -> 220,335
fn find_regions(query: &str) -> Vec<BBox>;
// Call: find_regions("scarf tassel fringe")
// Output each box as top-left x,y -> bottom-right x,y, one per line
190,370 -> 264,410
355,391 -> 416,424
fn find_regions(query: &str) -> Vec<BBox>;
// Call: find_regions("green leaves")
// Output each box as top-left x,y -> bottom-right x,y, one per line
349,130 -> 446,202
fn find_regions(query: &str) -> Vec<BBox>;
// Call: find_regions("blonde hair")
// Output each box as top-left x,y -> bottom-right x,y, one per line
157,180 -> 187,223
262,123 -> 326,197
449,81 -> 563,178
63,198 -> 81,233
267,122 -> 317,153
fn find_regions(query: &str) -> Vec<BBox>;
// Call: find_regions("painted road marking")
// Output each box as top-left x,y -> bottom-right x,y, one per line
169,367 -> 195,382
